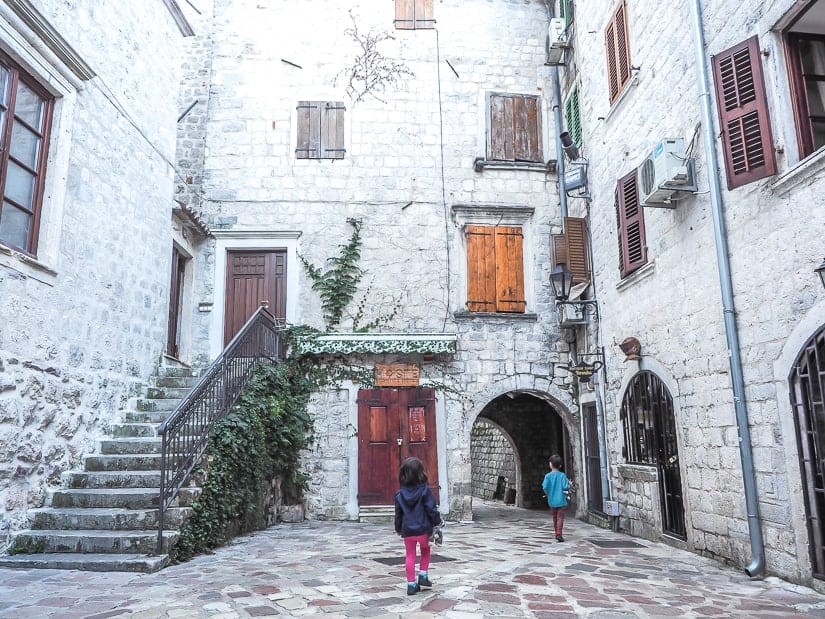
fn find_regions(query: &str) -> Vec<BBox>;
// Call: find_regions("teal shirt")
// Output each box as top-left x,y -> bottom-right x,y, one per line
541,470 -> 570,508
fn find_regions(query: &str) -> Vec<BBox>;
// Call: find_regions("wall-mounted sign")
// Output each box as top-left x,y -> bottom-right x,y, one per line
375,363 -> 420,387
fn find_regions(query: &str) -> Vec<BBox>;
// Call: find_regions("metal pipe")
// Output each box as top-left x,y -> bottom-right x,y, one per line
543,0 -> 568,222
689,0 -> 764,577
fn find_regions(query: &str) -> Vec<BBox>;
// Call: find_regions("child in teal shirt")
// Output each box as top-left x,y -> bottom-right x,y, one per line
541,454 -> 571,542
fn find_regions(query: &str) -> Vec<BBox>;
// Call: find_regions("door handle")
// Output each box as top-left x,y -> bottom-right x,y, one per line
397,438 -> 403,445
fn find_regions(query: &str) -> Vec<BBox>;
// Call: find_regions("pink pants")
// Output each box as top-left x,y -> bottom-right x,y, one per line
550,506 -> 567,536
403,534 -> 431,582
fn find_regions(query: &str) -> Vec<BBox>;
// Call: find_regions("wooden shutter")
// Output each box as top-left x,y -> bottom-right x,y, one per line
565,86 -> 582,147
415,0 -> 433,29
552,234 -> 567,267
564,217 -> 590,284
489,94 -> 541,162
605,1 -> 632,105
322,102 -> 346,159
296,101 -> 320,159
395,0 -> 414,30
711,36 -> 776,189
494,227 -> 526,313
615,170 -> 647,277
466,225 -> 496,311
489,94 -> 515,161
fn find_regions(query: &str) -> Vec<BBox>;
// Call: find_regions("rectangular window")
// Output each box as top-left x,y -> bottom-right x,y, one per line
711,36 -> 776,189
615,170 -> 647,277
466,225 -> 525,313
0,52 -> 54,255
395,0 -> 434,30
488,93 -> 542,163
787,32 -> 825,159
295,101 -> 345,159
551,216 -> 590,284
564,85 -> 582,148
604,1 -> 632,105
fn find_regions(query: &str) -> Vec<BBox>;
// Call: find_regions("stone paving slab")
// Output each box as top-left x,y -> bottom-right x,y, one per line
1,501 -> 825,618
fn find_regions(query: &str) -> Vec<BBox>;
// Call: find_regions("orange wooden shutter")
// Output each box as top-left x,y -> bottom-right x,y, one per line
711,36 -> 776,189
494,226 -> 526,313
564,217 -> 590,284
552,234 -> 567,268
466,225 -> 496,311
616,170 -> 647,277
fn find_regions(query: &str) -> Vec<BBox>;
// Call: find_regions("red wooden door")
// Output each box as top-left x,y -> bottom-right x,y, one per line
357,388 -> 439,505
224,250 -> 286,345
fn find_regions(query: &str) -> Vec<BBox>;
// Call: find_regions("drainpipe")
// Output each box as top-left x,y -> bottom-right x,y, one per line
690,0 -> 764,577
543,0 -> 568,222
593,371 -> 614,524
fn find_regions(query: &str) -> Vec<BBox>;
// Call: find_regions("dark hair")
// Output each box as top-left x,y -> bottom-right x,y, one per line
399,457 -> 429,486
549,454 -> 563,470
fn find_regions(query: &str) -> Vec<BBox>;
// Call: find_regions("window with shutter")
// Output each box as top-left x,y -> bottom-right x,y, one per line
786,32 -> 825,160
488,93 -> 543,163
564,86 -> 582,148
395,0 -> 434,30
0,51 -> 54,255
604,1 -> 632,105
615,170 -> 647,278
560,0 -> 575,29
466,225 -> 526,313
711,36 -> 776,189
551,217 -> 590,285
296,101 -> 346,160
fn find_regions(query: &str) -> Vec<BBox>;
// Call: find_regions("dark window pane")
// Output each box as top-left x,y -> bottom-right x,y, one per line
0,201 -> 30,249
813,120 -> 825,151
0,66 -> 9,107
801,39 -> 825,75
5,159 -> 36,207
13,81 -> 44,130
10,120 -> 40,169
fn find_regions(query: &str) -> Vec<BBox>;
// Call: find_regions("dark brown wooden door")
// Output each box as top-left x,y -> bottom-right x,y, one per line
357,388 -> 439,505
224,250 -> 286,345
166,246 -> 187,359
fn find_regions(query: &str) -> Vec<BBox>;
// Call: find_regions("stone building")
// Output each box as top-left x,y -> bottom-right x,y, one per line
555,0 -> 825,589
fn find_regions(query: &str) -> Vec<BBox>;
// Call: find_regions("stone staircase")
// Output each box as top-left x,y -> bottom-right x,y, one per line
0,365 -> 200,573
359,505 -> 395,524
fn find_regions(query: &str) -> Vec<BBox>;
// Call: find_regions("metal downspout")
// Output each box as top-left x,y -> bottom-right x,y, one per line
544,0 -> 568,221
689,0 -> 765,577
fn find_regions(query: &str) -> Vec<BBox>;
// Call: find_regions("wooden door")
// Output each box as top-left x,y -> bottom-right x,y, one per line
224,250 -> 286,346
166,246 -> 187,359
357,388 -> 439,505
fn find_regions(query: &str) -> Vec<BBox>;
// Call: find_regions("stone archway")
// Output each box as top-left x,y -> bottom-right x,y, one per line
471,392 -> 568,509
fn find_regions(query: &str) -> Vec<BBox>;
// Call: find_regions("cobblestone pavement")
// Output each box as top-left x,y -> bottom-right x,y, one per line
2,501 -> 825,618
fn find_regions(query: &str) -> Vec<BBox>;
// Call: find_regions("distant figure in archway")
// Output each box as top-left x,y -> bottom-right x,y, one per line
542,454 -> 572,542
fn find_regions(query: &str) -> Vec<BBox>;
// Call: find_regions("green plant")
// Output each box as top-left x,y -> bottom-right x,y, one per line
8,537 -> 45,555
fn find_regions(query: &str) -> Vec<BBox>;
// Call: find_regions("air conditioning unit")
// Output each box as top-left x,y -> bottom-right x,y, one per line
545,18 -> 568,66
638,138 -> 697,208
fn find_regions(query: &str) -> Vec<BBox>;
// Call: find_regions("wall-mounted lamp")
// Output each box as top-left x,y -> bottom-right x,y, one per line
554,349 -> 606,383
816,258 -> 825,291
549,263 -> 599,320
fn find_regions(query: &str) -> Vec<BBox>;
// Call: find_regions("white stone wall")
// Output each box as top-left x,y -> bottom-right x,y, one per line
191,0 -> 579,520
566,0 -> 825,584
0,1 -> 186,529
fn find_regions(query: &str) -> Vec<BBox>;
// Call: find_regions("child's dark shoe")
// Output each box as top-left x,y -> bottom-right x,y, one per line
407,583 -> 420,595
418,574 -> 433,588
556,534 -> 565,542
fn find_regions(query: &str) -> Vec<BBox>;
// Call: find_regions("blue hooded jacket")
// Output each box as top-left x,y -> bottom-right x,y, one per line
394,482 -> 442,537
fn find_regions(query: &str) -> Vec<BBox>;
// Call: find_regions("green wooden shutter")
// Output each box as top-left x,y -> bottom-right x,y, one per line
564,86 -> 582,147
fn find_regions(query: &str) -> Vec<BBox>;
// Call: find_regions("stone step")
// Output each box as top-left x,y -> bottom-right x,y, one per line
157,365 -> 199,378
84,454 -> 162,471
0,552 -> 169,573
29,507 -> 191,531
359,505 -> 395,524
100,438 -> 161,455
123,411 -> 170,424
50,487 -> 199,509
11,529 -> 177,555
153,375 -> 199,389
112,423 -> 158,438
136,398 -> 180,412
63,470 -> 162,489
145,386 -> 191,400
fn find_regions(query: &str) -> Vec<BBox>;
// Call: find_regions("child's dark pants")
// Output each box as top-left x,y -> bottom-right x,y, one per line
550,506 -> 567,536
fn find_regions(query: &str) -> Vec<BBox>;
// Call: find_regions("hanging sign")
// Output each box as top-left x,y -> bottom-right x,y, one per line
374,363 -> 420,387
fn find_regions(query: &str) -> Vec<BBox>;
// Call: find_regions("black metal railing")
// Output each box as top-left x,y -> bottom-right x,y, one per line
156,306 -> 286,553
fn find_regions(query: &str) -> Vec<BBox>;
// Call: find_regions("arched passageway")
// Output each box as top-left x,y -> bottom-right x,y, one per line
470,392 -> 567,509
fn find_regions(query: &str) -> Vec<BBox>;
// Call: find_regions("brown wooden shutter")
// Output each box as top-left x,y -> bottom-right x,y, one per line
494,226 -> 526,313
711,36 -> 776,189
514,95 -> 542,162
489,94 -> 514,161
415,0 -> 434,29
296,101 -> 320,159
615,170 -> 647,277
322,102 -> 346,159
466,225 -> 496,311
395,0 -> 414,30
605,1 -> 632,105
564,217 -> 590,284
552,234 -> 567,268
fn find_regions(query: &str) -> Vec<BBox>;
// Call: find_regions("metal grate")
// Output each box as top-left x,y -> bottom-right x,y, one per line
588,539 -> 646,549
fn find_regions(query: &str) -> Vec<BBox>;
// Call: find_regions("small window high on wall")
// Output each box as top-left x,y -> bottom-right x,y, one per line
295,101 -> 346,160
604,0 -> 632,105
395,0 -> 434,30
465,225 -> 526,313
615,170 -> 647,278
487,93 -> 543,163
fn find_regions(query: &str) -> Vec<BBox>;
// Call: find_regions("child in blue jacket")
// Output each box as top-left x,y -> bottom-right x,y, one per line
394,457 -> 442,595
541,454 -> 571,542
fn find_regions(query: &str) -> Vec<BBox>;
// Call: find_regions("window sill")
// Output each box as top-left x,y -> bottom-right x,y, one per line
599,70 -> 641,124
473,158 -> 556,174
615,260 -> 655,292
617,463 -> 658,482
0,243 -> 57,285
453,311 -> 538,322
770,146 -> 825,195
